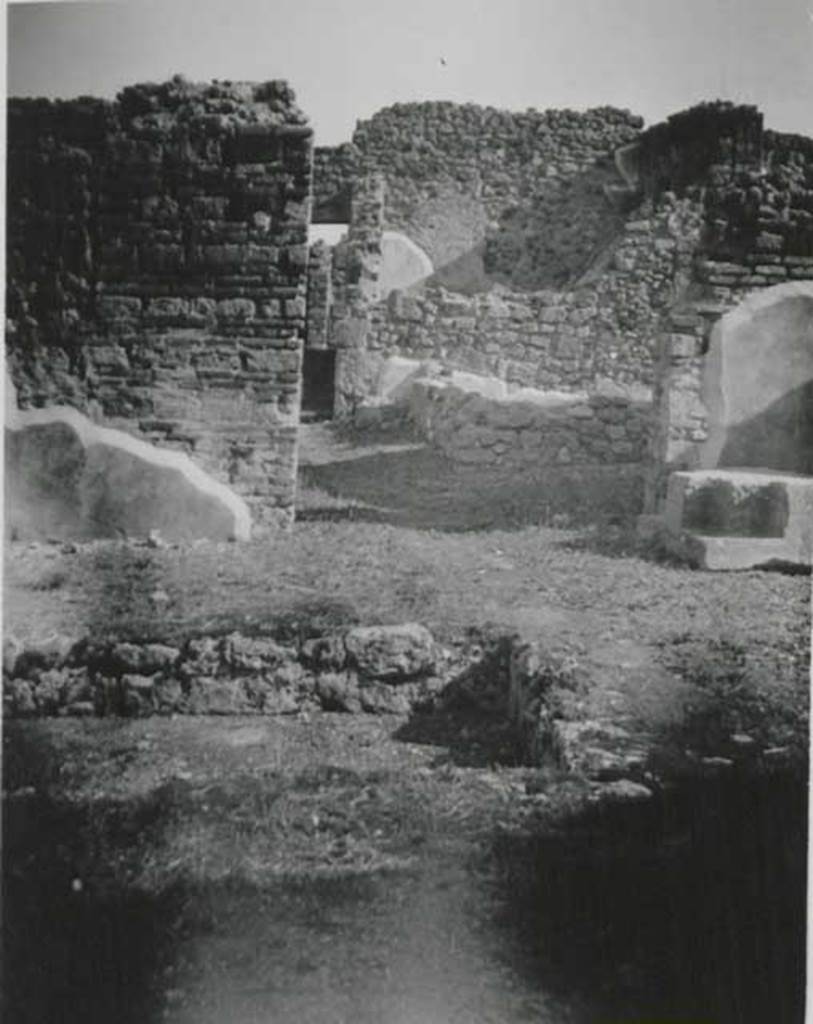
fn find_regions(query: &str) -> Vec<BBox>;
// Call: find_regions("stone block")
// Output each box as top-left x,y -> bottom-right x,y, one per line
145,297 -> 190,322
284,297 -> 307,319
4,679 -> 37,716
222,633 -> 292,672
17,634 -> 79,676
186,678 -> 253,714
316,672 -> 361,712
551,720 -> 649,778
217,298 -> 256,321
358,681 -> 413,715
98,296 -> 143,321
300,634 -> 347,671
668,333 -> 698,359
757,232 -> 784,252
141,244 -> 185,272
112,642 -> 180,674
122,674 -> 157,716
663,469 -> 813,569
182,636 -> 222,678
344,623 -> 436,681
190,298 -> 217,321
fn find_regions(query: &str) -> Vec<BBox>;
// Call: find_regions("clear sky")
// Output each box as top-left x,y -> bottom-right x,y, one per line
5,0 -> 813,145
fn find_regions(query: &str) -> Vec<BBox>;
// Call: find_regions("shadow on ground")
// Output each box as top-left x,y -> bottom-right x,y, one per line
492,762 -> 808,1024
392,634 -> 523,767
299,443 -> 644,534
2,790 -> 182,1024
4,728 -> 806,1024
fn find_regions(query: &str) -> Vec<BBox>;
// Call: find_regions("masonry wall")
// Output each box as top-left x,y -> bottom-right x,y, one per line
639,108 -> 813,500
327,175 -> 386,413
6,77 -> 313,531
313,109 -> 699,478
409,382 -> 650,469
371,194 -> 702,395
306,240 -> 332,350
354,103 -> 813,497
312,143 -> 355,222
314,103 -> 642,288
312,100 -> 813,504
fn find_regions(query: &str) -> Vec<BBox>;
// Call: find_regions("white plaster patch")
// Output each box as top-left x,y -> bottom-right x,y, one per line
308,223 -> 349,247
5,392 -> 252,542
700,280 -> 813,471
379,231 -> 434,294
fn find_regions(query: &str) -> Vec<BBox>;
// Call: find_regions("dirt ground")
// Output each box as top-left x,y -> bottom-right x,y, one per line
3,421 -> 811,1023
4,711 -> 807,1023
5,421 -> 810,750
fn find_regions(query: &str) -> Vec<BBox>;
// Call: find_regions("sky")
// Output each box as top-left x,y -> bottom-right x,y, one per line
4,0 -> 813,145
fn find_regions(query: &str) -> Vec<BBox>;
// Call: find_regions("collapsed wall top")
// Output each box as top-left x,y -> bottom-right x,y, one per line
10,75 -> 310,133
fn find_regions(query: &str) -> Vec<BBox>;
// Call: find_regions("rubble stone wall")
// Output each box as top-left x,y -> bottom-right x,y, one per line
6,77 -> 313,531
639,110 -> 813,500
328,175 -> 386,413
2,622 -> 447,718
314,102 -> 643,283
370,194 -> 701,395
306,240 -> 332,350
312,143 -> 355,222
409,381 -> 650,470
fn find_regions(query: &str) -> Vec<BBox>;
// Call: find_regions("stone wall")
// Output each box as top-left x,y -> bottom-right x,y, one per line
312,143 -> 355,222
2,622 -> 449,718
635,103 -> 764,202
409,380 -> 650,470
634,103 -> 813,263
640,108 -> 813,499
328,175 -> 386,413
317,129 -> 705,480
314,103 -> 643,286
371,194 -> 703,396
482,161 -> 636,290
6,77 -> 313,531
348,102 -> 813,496
306,240 -> 332,350
658,272 -> 813,479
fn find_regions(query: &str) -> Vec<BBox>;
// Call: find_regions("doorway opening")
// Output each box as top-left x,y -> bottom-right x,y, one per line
301,349 -> 336,422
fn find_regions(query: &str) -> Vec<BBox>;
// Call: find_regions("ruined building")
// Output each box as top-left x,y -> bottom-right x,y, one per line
6,80 -> 813,561
308,100 -> 813,566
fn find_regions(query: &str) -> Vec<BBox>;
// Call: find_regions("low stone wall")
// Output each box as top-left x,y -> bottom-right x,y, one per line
2,623 -> 457,718
0,623 -> 661,783
408,379 -> 650,469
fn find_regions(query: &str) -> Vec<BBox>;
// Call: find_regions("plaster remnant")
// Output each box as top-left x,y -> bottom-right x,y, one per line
5,396 -> 252,543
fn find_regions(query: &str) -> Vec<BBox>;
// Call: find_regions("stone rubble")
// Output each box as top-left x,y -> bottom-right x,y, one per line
2,624 -> 446,719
